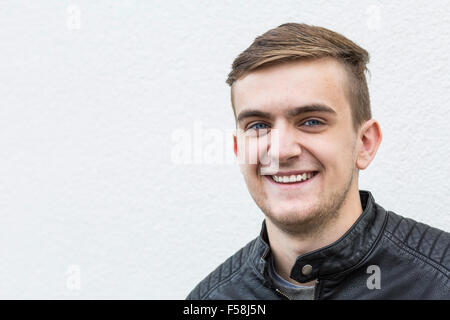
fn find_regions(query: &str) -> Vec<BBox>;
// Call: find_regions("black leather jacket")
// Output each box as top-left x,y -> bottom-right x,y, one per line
186,190 -> 450,299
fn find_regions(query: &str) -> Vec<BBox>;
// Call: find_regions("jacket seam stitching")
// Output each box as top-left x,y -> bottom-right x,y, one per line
199,253 -> 251,300
439,239 -> 450,265
416,225 -> 430,252
319,212 -> 388,280
427,229 -> 443,258
384,230 -> 450,279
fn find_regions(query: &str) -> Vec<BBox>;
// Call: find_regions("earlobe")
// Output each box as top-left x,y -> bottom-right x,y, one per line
356,119 -> 382,170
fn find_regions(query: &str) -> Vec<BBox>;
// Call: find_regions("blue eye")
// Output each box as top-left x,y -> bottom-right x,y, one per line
248,122 -> 269,130
304,119 -> 323,127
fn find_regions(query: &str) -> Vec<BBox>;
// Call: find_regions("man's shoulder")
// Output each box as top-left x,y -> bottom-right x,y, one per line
383,210 -> 450,276
185,236 -> 260,300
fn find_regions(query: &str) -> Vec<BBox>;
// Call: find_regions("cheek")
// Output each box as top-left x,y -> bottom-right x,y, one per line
238,163 -> 258,180
308,138 -> 348,173
237,135 -> 271,168
324,143 -> 355,178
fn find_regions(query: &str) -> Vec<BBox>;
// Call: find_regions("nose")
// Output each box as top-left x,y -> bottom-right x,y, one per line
268,123 -> 302,163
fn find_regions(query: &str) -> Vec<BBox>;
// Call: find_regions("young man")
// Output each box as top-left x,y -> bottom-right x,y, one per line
186,23 -> 450,299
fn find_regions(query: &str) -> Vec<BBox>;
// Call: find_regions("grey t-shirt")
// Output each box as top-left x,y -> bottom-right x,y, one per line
267,254 -> 315,300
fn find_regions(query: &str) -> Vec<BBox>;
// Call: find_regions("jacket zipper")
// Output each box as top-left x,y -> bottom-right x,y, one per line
275,288 -> 292,300
264,246 -> 321,300
313,279 -> 320,299
274,279 -> 320,300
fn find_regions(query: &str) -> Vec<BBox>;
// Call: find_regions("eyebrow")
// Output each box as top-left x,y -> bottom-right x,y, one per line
236,104 -> 337,124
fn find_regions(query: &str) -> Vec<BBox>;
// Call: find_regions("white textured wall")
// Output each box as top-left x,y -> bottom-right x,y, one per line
0,1 -> 449,299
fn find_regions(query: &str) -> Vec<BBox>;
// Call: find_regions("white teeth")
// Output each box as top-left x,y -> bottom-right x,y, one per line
271,172 -> 316,184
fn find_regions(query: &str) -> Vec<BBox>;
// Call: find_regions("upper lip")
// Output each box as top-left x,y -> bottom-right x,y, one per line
270,170 -> 318,176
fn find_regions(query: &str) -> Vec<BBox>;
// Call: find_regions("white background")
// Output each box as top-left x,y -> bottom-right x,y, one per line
0,1 -> 449,299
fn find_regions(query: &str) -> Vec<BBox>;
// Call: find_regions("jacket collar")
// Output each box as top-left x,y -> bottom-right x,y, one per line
250,190 -> 388,283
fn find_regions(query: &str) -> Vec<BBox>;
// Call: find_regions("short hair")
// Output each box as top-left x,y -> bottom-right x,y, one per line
226,23 -> 372,132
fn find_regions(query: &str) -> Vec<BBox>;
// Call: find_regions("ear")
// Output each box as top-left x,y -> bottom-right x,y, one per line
356,119 -> 382,170
233,131 -> 238,157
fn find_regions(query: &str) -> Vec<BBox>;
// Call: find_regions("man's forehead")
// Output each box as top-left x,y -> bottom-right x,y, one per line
233,57 -> 347,89
232,58 -> 349,119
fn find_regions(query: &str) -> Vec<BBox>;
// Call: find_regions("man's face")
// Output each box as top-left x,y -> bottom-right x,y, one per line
232,58 -> 361,234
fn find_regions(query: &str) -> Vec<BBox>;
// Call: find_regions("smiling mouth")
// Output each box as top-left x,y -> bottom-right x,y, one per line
269,171 -> 319,184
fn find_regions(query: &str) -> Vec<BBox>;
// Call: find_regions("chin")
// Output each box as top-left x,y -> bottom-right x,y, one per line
267,202 -> 317,224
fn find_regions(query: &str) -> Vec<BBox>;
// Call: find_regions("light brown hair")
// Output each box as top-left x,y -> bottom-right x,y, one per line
226,23 -> 372,132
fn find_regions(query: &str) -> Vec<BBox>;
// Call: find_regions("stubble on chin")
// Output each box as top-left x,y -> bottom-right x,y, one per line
261,174 -> 354,238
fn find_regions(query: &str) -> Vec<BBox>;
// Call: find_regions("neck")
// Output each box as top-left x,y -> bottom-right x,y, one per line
265,188 -> 363,287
